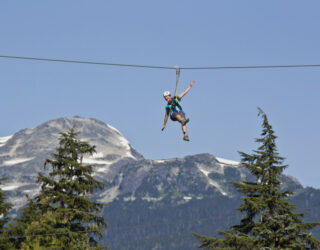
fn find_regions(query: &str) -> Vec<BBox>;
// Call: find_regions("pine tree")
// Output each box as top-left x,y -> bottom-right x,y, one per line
194,109 -> 320,249
0,178 -> 13,249
20,128 -> 107,249
6,197 -> 41,249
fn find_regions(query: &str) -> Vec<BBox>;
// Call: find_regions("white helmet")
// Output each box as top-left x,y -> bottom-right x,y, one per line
163,91 -> 171,97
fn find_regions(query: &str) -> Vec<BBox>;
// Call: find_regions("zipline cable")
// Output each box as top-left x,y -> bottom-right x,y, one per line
1,55 -> 320,71
180,64 -> 320,70
0,55 -> 174,70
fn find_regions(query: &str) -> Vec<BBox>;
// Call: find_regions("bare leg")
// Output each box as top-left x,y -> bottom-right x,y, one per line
175,114 -> 188,135
175,114 -> 184,123
182,124 -> 187,135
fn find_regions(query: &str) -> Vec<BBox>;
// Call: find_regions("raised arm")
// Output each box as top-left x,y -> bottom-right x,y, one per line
179,80 -> 195,99
161,109 -> 169,131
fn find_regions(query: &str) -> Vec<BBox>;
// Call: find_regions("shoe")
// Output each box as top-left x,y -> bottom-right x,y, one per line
181,118 -> 190,126
183,135 -> 190,141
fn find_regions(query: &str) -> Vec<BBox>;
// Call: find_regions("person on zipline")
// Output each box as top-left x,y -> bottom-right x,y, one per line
161,80 -> 195,141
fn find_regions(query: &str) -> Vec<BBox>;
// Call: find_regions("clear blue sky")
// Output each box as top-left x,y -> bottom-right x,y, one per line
1,1 -> 320,188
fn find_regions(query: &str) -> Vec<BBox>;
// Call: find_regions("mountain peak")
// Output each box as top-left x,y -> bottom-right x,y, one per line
1,116 -> 142,160
0,117 -> 143,211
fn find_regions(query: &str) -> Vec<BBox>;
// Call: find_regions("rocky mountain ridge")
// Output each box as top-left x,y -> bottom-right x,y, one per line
0,117 -> 318,249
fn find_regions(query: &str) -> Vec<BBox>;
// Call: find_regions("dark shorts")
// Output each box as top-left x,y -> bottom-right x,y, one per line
170,111 -> 186,121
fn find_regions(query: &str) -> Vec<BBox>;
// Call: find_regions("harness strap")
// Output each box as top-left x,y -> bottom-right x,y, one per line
174,66 -> 180,100
173,97 -> 182,111
166,97 -> 182,113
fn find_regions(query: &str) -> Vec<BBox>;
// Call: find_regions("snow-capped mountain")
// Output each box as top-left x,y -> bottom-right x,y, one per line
0,117 -> 318,250
0,117 -> 258,210
0,117 -> 142,211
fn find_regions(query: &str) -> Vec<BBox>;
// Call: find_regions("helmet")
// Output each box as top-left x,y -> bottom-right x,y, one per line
163,91 -> 171,97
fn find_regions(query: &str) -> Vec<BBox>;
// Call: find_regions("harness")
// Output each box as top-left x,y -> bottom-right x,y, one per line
165,66 -> 183,114
166,97 -> 183,114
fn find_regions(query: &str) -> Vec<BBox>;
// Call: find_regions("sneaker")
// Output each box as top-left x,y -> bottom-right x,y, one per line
181,118 -> 190,126
183,135 -> 190,141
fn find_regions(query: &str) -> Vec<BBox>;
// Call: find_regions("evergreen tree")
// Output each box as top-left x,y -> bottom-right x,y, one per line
194,109 -> 320,249
20,128 -> 107,249
0,178 -> 13,249
6,197 -> 40,249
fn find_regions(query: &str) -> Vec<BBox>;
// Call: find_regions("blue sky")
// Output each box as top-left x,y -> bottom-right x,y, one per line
1,1 -> 320,188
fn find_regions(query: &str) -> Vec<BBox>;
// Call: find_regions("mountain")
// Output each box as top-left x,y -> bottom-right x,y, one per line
0,117 -> 319,250
0,117 -> 142,212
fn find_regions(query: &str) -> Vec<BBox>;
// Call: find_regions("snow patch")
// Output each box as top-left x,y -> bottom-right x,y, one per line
142,196 -> 163,202
107,124 -> 121,135
156,183 -> 163,192
23,189 -> 38,194
82,152 -> 116,165
171,167 -> 179,176
106,124 -> 135,159
197,164 -> 228,196
3,157 -> 34,166
216,157 -> 239,166
123,196 -> 136,202
0,182 -> 25,191
117,137 -> 135,159
95,165 -> 112,173
5,138 -> 23,156
91,152 -> 104,158
183,196 -> 192,200
154,160 -> 165,163
82,158 -> 114,165
0,135 -> 13,147
98,174 -> 123,203
207,179 -> 228,196
24,128 -> 34,135
99,186 -> 120,203
198,166 -> 211,177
